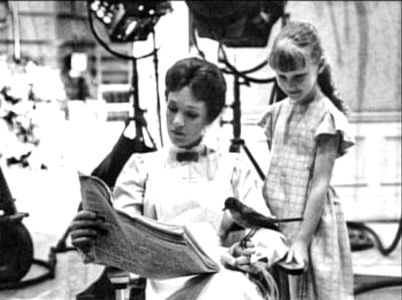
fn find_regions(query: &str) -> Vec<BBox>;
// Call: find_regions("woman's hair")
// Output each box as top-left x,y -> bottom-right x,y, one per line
268,21 -> 348,115
165,57 -> 227,124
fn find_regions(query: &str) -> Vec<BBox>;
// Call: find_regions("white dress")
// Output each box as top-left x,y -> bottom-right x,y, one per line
112,142 -> 287,300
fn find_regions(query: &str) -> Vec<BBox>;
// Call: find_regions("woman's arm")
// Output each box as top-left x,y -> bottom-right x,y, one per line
287,133 -> 339,265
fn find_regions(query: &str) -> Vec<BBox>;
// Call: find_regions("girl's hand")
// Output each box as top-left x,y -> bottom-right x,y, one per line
285,238 -> 309,270
220,241 -> 259,273
69,210 -> 108,254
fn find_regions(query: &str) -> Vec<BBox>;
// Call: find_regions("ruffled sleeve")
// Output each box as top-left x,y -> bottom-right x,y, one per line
257,104 -> 277,145
229,154 -> 272,217
315,108 -> 355,157
113,153 -> 148,217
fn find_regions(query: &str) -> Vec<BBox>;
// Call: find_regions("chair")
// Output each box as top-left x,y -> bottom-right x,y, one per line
107,268 -> 146,300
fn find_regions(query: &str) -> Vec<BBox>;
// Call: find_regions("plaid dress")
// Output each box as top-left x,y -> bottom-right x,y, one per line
259,96 -> 355,300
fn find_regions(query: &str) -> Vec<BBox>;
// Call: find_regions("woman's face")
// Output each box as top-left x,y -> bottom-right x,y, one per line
274,58 -> 321,103
166,86 -> 209,148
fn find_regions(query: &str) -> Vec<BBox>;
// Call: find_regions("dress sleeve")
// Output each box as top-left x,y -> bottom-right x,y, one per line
315,109 -> 355,157
113,153 -> 148,217
257,105 -> 275,145
230,154 -> 272,217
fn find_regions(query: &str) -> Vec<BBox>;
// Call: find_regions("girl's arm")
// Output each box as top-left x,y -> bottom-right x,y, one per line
287,133 -> 339,265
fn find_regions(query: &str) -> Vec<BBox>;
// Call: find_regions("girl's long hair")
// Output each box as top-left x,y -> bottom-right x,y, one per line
268,21 -> 349,116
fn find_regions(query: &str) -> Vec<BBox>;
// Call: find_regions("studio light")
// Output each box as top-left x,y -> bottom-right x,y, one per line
89,0 -> 172,42
186,0 -> 286,47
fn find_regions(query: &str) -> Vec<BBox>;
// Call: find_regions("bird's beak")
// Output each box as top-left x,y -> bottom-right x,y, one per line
222,207 -> 226,211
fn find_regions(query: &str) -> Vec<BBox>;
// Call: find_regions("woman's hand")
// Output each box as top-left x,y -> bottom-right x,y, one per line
220,241 -> 260,273
69,210 -> 108,254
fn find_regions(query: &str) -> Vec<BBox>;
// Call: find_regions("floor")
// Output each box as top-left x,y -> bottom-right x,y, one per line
352,223 -> 402,300
0,166 -> 401,299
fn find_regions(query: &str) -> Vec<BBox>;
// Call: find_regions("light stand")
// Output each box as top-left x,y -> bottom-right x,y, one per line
89,52 -> 158,188
221,71 -> 267,180
129,55 -> 157,153
53,3 -> 161,254
53,50 -> 159,253
54,3 -> 169,299
186,0 -> 290,180
216,27 -> 288,181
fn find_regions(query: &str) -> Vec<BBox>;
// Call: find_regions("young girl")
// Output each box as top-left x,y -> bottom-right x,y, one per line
259,21 -> 355,299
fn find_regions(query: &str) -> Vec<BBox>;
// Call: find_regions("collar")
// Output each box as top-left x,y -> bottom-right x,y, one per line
176,151 -> 200,162
168,142 -> 216,163
170,144 -> 207,162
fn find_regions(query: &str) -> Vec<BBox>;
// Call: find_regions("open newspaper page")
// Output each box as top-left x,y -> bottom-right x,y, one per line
78,174 -> 220,280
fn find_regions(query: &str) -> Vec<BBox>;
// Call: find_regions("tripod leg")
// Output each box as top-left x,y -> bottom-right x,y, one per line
55,227 -> 71,251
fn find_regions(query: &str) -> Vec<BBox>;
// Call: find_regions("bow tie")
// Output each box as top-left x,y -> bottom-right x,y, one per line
176,151 -> 199,162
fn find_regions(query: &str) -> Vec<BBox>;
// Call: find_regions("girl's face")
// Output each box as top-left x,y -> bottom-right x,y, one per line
166,86 -> 209,148
274,59 -> 322,103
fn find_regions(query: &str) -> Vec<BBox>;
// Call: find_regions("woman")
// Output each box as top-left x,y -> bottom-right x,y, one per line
70,57 -> 287,300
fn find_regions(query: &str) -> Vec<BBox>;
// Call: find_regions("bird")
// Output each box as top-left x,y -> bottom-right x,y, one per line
223,197 -> 303,247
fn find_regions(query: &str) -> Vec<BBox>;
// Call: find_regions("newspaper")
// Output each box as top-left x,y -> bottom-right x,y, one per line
78,174 -> 220,280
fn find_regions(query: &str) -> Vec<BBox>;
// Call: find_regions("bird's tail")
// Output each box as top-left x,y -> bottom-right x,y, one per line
248,262 -> 279,300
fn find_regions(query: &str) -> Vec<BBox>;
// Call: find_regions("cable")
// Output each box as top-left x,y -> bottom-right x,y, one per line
151,31 -> 164,147
217,43 -> 276,84
218,43 -> 269,75
348,218 -> 401,256
354,277 -> 402,296
349,217 -> 402,295
86,0 -> 163,148
189,20 -> 206,60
